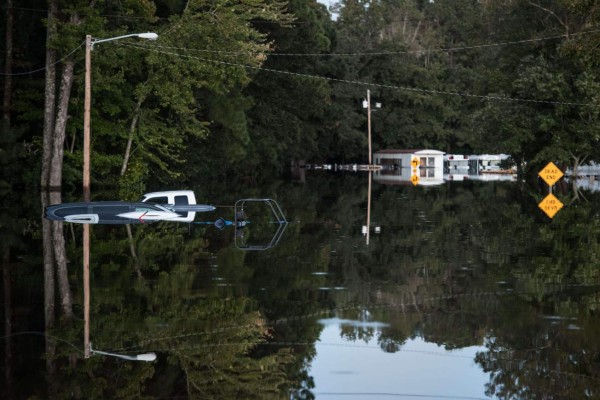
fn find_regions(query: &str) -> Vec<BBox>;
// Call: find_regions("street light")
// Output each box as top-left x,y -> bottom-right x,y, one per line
362,89 -> 381,165
82,32 -> 157,359
92,32 -> 158,47
90,343 -> 157,362
83,32 -> 158,201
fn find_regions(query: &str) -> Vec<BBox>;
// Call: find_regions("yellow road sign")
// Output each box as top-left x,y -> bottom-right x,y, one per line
538,162 -> 564,186
538,193 -> 563,218
410,174 -> 419,186
411,157 -> 420,168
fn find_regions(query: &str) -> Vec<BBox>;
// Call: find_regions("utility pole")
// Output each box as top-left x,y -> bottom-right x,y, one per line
367,89 -> 372,165
83,34 -> 91,202
81,32 -> 157,359
83,34 -> 92,359
363,89 -> 381,165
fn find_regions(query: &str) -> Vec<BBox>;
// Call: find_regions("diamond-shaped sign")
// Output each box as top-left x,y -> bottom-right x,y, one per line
538,193 -> 563,218
410,174 -> 419,186
411,157 -> 420,168
538,162 -> 564,187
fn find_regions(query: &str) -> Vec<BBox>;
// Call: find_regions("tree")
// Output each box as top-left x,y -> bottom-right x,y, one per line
240,0 -> 335,178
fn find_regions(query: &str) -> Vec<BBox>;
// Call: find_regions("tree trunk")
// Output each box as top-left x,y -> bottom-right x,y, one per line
41,1 -> 57,190
3,0 -> 13,126
51,219 -> 72,319
125,224 -> 143,279
41,191 -> 57,392
46,60 -> 76,320
42,0 -> 58,390
3,246 -> 13,399
3,4 -> 14,395
120,97 -> 143,176
49,60 -> 75,189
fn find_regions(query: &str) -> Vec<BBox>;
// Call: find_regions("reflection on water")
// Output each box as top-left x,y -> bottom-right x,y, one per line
3,175 -> 600,398
312,324 -> 487,399
318,317 -> 390,329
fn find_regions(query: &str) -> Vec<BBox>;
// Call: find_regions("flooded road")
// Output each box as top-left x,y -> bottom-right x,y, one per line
3,173 -> 600,399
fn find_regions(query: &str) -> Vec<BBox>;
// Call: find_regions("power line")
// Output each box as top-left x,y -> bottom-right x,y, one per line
0,5 -> 312,24
0,4 -> 167,21
0,41 -> 85,76
130,28 -> 600,57
3,15 -> 598,76
120,42 -> 595,108
5,28 -> 596,103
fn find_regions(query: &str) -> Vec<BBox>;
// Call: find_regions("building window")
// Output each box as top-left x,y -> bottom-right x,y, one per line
420,167 -> 436,178
419,156 -> 435,167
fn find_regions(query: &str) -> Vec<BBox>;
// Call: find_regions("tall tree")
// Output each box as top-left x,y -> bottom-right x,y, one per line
242,0 -> 334,178
2,0 -> 13,127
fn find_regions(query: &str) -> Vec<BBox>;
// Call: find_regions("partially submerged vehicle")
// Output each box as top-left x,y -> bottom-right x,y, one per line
44,201 -> 184,224
44,191 -> 289,250
45,190 -> 215,225
140,190 -> 214,223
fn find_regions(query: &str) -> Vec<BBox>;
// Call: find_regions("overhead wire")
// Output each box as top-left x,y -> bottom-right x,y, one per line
0,4 -> 315,24
0,40 -> 86,76
119,41 -> 595,108
126,28 -> 600,57
1,22 -> 595,109
4,26 -> 599,79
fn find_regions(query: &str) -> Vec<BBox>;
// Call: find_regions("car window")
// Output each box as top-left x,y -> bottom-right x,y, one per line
147,196 -> 169,204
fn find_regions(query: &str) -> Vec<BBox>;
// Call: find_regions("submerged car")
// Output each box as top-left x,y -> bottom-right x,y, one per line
44,201 -> 184,224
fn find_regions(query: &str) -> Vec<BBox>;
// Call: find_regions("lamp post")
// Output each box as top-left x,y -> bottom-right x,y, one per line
362,89 -> 381,165
83,32 -> 157,201
82,32 -> 157,359
90,343 -> 157,362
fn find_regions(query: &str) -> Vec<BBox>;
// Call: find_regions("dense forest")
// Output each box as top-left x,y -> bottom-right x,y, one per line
4,2 -> 600,398
2,0 -> 600,195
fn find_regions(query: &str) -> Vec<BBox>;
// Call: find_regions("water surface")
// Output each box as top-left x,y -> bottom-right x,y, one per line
2,173 -> 600,399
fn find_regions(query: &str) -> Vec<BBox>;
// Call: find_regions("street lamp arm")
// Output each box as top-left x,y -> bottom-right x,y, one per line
90,343 -> 157,362
92,32 -> 158,46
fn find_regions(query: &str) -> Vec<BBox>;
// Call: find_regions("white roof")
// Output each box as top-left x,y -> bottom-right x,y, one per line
414,149 -> 445,156
470,154 -> 511,160
374,149 -> 444,156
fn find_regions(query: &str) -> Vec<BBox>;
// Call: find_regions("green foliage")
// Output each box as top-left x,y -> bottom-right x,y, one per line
118,156 -> 148,201
7,0 -> 600,188
243,0 -> 335,176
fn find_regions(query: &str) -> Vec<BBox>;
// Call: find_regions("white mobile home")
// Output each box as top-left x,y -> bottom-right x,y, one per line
444,154 -> 470,173
469,154 -> 513,174
373,149 -> 445,185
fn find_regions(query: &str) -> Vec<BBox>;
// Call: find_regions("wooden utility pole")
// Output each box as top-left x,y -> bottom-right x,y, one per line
367,89 -> 372,165
83,35 -> 92,202
366,171 -> 372,245
80,32 -> 157,359
83,224 -> 90,359
83,34 -> 92,359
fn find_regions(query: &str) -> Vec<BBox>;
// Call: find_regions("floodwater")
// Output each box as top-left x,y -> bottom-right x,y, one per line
2,172 -> 600,399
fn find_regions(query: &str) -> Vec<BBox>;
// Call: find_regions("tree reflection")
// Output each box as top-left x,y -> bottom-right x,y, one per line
475,295 -> 600,399
6,175 -> 600,398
